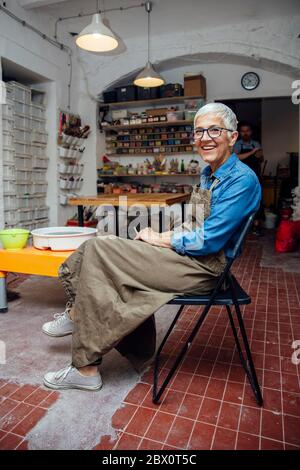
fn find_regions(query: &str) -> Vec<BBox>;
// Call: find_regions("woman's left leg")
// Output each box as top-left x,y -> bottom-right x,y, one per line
43,236 -> 223,391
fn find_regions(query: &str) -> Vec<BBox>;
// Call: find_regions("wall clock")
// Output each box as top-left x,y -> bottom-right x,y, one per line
241,72 -> 260,91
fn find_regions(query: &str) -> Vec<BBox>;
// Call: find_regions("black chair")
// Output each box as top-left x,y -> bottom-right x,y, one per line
153,213 -> 263,407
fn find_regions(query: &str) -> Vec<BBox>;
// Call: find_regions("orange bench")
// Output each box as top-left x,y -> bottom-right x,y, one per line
0,247 -> 73,312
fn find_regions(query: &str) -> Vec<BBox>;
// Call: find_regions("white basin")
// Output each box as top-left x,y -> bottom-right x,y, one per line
31,226 -> 97,251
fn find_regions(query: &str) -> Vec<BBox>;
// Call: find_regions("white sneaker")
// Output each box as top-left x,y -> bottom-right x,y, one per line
42,302 -> 74,337
43,364 -> 103,391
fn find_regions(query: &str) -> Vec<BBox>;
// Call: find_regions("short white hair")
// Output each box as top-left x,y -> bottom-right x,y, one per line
194,102 -> 238,131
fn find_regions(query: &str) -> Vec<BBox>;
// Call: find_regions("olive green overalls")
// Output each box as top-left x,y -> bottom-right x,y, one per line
59,179 -> 226,370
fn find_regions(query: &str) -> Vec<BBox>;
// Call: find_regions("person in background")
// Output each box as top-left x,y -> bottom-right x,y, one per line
234,122 -> 265,235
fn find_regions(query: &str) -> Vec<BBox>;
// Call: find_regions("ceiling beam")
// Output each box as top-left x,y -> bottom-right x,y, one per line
19,0 -> 71,10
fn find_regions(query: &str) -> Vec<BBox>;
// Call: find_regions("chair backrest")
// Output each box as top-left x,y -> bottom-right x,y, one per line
214,212 -> 256,292
230,212 -> 256,260
199,212 -> 256,298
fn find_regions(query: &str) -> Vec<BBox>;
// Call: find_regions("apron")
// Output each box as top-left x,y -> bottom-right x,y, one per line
58,181 -> 227,371
240,143 -> 260,176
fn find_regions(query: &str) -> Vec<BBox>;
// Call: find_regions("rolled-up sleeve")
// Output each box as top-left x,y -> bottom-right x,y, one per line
171,173 -> 261,256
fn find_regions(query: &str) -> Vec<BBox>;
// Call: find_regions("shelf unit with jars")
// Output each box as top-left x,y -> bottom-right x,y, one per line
104,122 -> 195,157
98,95 -> 204,191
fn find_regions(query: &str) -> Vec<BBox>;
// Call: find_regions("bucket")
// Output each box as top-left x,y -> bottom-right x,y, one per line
264,212 -> 277,229
0,228 -> 30,250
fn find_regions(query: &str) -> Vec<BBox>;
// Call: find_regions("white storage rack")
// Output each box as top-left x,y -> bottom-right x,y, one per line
1,81 -> 49,230
58,134 -> 85,205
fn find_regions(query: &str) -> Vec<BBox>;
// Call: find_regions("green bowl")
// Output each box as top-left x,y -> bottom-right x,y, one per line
0,228 -> 30,251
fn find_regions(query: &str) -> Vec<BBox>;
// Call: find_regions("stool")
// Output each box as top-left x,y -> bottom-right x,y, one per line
0,247 -> 72,312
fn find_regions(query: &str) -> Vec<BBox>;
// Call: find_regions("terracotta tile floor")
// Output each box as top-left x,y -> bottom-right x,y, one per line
0,381 -> 59,450
1,236 -> 300,450
94,238 -> 300,450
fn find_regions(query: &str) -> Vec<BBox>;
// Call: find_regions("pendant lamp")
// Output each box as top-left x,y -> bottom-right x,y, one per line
134,2 -> 164,88
76,11 -> 118,52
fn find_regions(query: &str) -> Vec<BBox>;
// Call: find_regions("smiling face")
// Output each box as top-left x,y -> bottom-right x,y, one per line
194,113 -> 238,172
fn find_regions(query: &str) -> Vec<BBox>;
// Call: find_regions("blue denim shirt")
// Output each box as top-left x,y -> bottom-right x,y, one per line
171,153 -> 261,259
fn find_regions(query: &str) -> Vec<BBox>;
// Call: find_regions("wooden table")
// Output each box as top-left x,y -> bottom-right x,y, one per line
68,193 -> 190,233
0,247 -> 73,312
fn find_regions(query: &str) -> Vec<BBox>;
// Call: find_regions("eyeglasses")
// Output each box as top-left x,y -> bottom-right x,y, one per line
194,126 -> 234,141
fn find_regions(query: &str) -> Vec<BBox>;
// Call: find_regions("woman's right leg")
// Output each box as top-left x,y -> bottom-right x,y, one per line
42,241 -> 104,390
42,241 -> 90,337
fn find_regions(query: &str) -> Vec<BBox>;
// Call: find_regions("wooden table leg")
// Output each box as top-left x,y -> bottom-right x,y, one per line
159,208 -> 163,233
78,205 -> 84,227
182,201 -> 185,225
0,272 -> 8,313
115,206 -> 119,237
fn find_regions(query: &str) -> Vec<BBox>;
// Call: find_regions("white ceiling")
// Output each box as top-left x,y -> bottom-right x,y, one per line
23,0 -> 300,40
19,0 -> 69,9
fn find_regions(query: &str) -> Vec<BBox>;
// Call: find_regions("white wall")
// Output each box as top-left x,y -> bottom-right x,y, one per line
1,0 -> 300,228
75,9 -> 300,96
162,63 -> 295,102
73,7 -> 300,183
95,62 -> 299,173
0,0 -> 80,226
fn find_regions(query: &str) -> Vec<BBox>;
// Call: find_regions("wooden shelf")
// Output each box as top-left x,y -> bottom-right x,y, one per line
110,144 -> 193,151
113,135 -> 192,142
107,151 -> 195,157
111,138 -> 192,145
108,130 -> 193,139
103,120 -> 193,131
101,95 -> 204,109
98,173 -> 199,178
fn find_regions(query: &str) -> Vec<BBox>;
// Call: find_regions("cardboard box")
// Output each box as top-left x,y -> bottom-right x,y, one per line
112,109 -> 129,120
184,74 -> 206,98
145,107 -> 168,117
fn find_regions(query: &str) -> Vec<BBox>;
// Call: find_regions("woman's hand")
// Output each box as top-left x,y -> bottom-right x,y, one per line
134,227 -> 172,248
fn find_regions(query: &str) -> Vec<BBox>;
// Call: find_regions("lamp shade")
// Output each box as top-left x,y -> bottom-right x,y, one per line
133,61 -> 165,88
76,14 -> 118,52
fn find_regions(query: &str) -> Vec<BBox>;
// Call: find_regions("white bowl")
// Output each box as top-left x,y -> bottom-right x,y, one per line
31,226 -> 97,251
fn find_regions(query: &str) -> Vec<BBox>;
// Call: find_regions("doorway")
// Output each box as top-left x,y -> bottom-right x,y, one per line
221,98 -> 262,143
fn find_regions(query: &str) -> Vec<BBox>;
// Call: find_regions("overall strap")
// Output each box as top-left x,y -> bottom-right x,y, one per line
209,177 -> 220,191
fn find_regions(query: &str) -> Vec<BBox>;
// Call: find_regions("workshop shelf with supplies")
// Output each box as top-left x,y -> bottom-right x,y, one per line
101,96 -> 203,157
57,110 -> 91,205
103,94 -> 205,109
57,136 -> 85,202
98,93 -> 204,191
1,81 -> 49,231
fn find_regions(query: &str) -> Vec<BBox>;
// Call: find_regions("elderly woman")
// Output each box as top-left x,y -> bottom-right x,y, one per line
42,103 -> 261,391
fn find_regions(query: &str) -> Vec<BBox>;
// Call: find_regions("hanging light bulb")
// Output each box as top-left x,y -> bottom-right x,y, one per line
134,61 -> 165,88
134,1 -> 164,88
76,6 -> 118,53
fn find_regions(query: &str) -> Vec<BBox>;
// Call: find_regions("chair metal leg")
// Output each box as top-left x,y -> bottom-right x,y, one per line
153,305 -> 184,402
153,269 -> 232,404
153,302 -> 213,404
227,278 -> 263,406
226,305 -> 247,366
0,274 -> 8,313
156,305 -> 185,357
